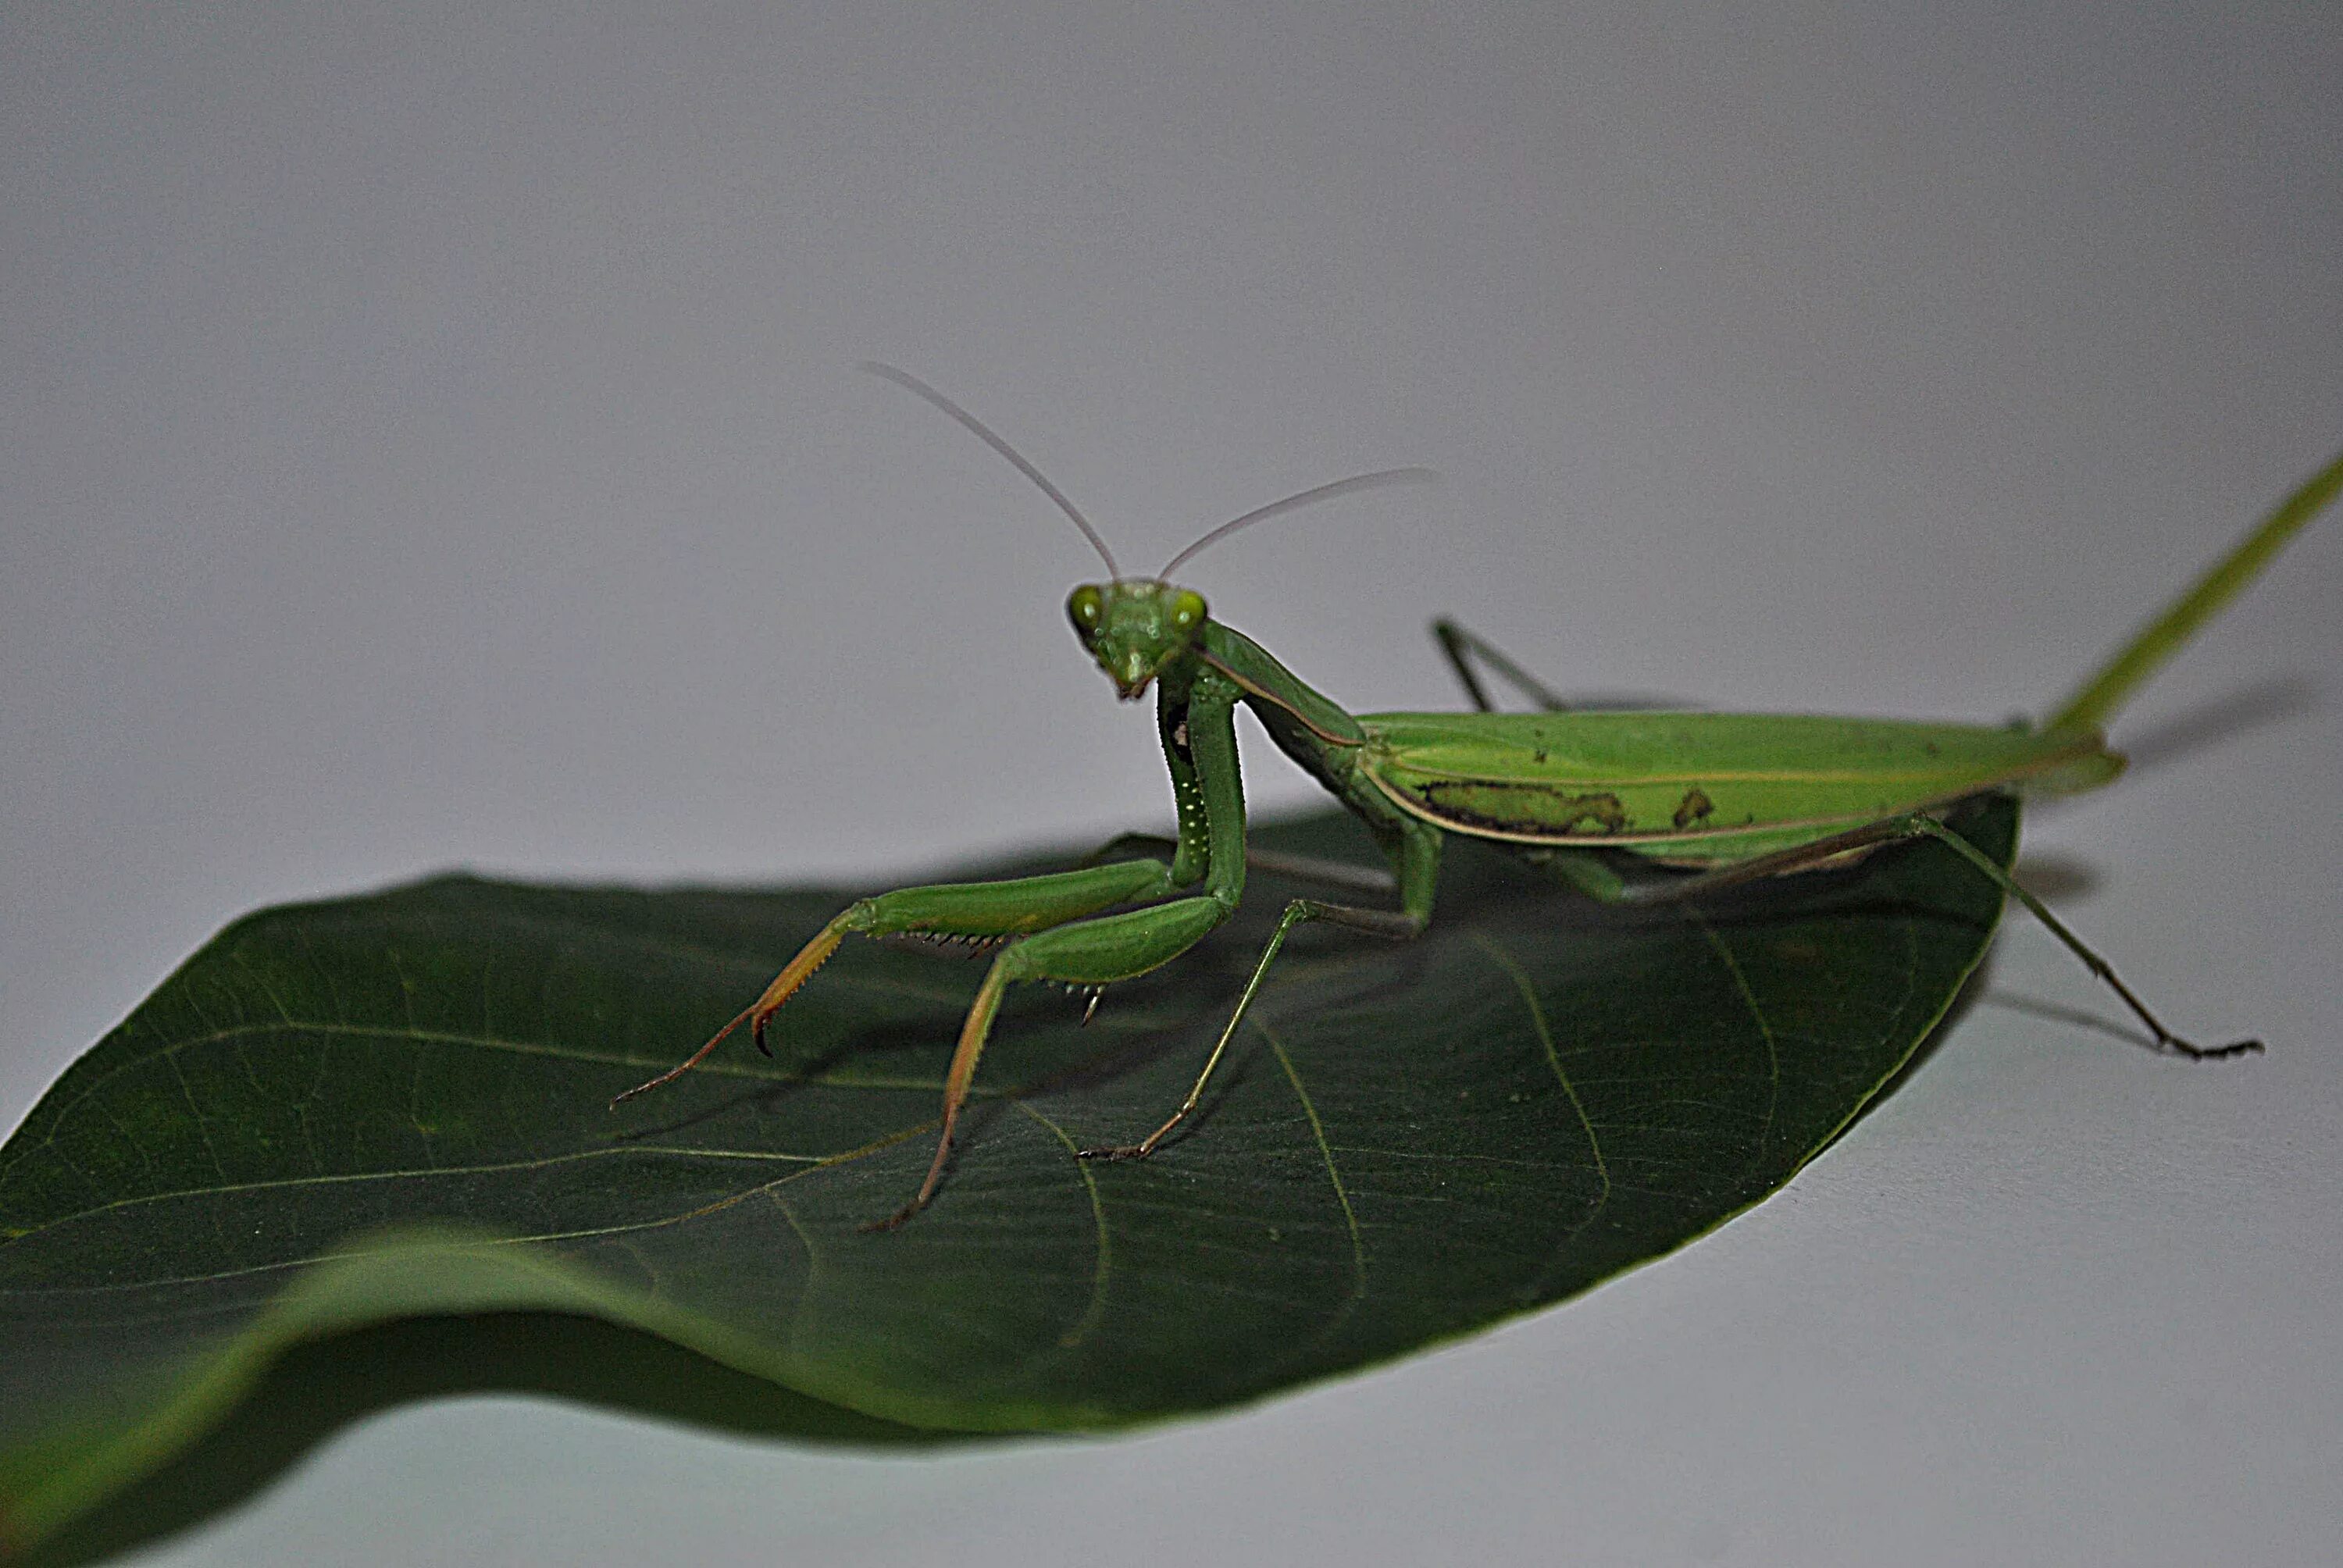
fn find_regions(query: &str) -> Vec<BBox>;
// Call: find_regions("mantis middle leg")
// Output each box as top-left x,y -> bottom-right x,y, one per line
1079,818 -> 1445,1163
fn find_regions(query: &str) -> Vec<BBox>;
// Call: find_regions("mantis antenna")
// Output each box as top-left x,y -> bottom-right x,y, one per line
859,362 -> 1122,578
861,362 -> 1435,582
1158,466 -> 1438,577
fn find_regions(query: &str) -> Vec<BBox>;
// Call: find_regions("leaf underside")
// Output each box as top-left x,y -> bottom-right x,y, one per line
0,801 -> 2017,1553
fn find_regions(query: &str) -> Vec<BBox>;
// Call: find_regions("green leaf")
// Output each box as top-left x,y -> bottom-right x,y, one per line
0,801 -> 2016,1554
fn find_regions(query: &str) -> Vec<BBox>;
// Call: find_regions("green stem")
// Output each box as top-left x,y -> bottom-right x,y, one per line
2047,446 -> 2343,734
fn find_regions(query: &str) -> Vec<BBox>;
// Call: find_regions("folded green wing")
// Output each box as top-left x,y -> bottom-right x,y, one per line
1357,711 -> 2120,861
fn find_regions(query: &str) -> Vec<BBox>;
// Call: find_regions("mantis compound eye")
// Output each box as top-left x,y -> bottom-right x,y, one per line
1170,590 -> 1207,632
1067,585 -> 1105,636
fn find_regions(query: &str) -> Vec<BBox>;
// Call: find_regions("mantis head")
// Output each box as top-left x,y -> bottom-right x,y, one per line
1067,580 -> 1208,700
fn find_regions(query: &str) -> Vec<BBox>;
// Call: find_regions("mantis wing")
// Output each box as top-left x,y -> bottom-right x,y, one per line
1357,710 -> 2122,863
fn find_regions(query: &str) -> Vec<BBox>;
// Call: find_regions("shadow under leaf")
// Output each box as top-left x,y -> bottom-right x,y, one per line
15,1311 -> 965,1568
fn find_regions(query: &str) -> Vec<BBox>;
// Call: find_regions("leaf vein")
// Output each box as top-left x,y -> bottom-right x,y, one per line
1010,1102 -> 1113,1356
1262,1028 -> 1364,1301
1690,914 -> 1781,1172
0,1144 -> 829,1248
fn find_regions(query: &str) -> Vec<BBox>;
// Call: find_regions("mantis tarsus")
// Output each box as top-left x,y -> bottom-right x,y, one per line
617,365 -> 2343,1229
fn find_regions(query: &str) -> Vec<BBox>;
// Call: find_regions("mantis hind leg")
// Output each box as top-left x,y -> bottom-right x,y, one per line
1432,619 -> 1689,715
1900,815 -> 2259,1061
1578,810 -> 2259,1062
1432,618 -> 1574,711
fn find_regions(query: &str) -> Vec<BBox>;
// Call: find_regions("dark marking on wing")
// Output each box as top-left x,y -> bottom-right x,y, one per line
1414,782 -> 1631,836
1672,788 -> 1715,830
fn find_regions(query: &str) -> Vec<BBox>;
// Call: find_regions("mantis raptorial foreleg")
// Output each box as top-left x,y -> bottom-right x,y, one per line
610,857 -> 1181,1105
848,678 -> 1262,1226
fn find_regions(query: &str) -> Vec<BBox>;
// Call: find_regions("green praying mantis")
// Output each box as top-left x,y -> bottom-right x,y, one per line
618,364 -> 2343,1229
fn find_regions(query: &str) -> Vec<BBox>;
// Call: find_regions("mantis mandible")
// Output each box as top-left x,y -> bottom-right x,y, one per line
618,365 -> 2343,1229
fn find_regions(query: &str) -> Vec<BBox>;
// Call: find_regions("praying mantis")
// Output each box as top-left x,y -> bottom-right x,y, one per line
617,365 -> 2343,1229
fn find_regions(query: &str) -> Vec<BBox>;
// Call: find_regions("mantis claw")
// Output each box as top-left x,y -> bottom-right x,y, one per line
610,918 -> 854,1107
2172,1035 -> 2263,1061
859,1201 -> 925,1234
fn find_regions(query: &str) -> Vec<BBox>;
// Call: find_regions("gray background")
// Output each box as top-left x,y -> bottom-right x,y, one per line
5,4 -> 2341,1563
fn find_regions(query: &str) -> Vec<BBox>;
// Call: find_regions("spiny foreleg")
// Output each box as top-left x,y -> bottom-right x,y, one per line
610,857 -> 1178,1107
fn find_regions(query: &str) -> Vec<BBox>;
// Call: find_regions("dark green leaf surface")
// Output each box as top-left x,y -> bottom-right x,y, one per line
0,803 -> 2016,1552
